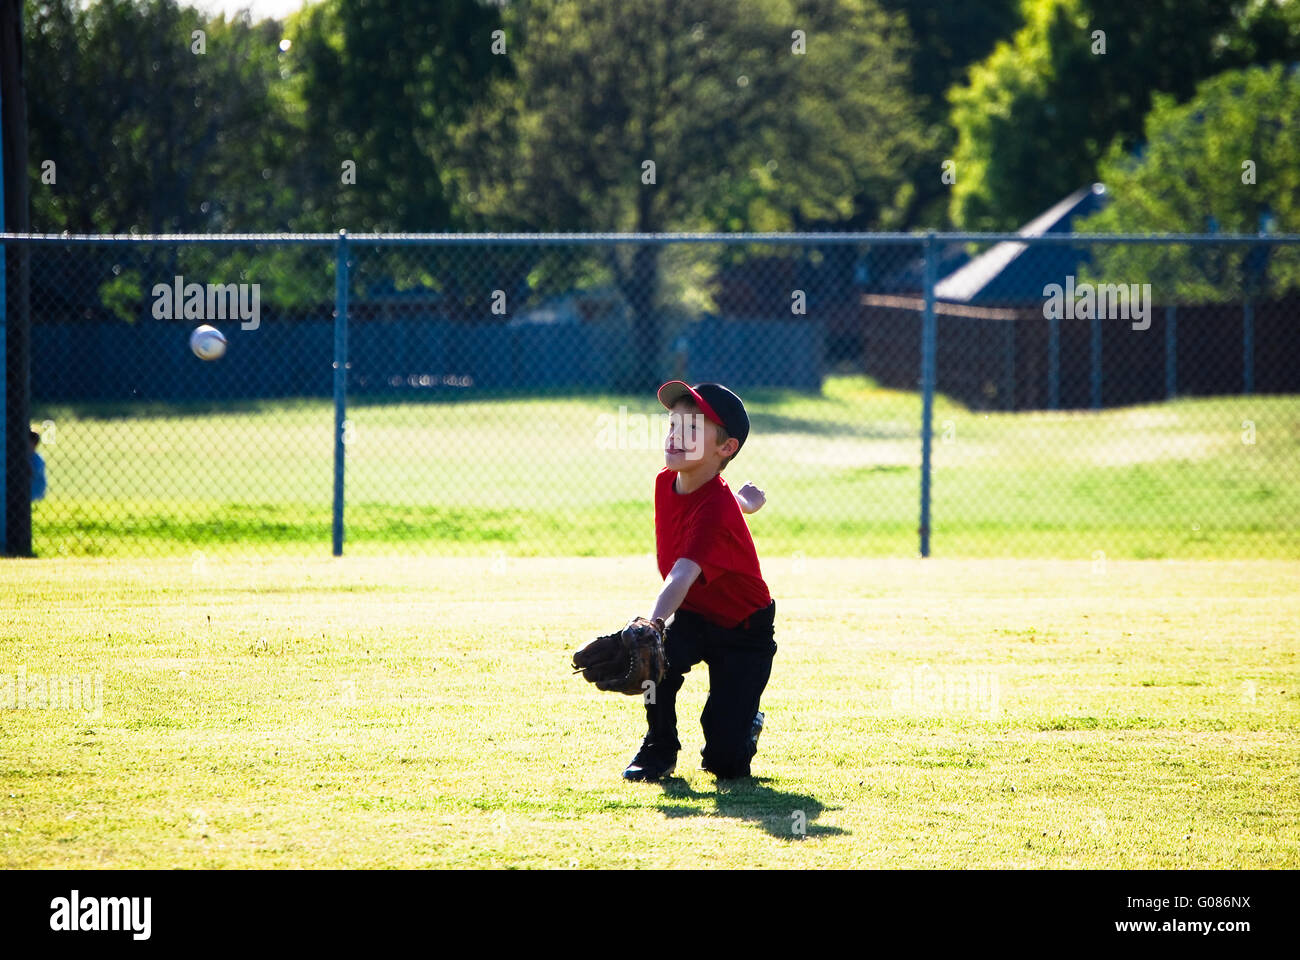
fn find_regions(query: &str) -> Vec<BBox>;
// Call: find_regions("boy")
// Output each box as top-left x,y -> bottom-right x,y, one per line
624,381 -> 776,782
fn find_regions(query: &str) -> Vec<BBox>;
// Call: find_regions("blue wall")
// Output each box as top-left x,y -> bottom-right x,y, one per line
33,316 -> 823,402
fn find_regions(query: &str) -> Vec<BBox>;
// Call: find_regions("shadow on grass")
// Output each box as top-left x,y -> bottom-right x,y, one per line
32,397 -> 329,421
747,410 -> 915,440
655,776 -> 846,840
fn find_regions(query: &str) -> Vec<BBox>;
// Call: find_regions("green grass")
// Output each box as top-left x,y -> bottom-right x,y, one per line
31,376 -> 1300,558
1,555 -> 1296,868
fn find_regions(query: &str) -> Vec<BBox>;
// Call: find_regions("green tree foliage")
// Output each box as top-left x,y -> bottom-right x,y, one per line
877,0 -> 1021,227
25,0 -> 509,236
24,0 -> 307,320
458,0 -> 926,233
283,0 -> 509,233
949,0 -> 1300,230
453,0 -> 929,385
1076,65 -> 1300,301
25,0 -> 292,233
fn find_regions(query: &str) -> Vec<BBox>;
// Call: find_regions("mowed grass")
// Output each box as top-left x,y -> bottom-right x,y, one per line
30,376 -> 1300,558
1,555 -> 1297,868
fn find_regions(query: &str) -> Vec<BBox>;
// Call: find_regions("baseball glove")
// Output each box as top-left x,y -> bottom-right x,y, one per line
571,617 -> 667,696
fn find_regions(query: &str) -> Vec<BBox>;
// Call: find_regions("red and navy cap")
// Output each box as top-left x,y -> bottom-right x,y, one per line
657,381 -> 750,454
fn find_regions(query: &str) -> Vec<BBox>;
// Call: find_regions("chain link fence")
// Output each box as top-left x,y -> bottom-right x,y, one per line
6,232 -> 1299,559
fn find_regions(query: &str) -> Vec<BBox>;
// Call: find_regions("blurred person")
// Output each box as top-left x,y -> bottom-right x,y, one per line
30,430 -> 46,502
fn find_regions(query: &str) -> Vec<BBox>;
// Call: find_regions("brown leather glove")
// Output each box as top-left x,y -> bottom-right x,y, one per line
571,617 -> 667,696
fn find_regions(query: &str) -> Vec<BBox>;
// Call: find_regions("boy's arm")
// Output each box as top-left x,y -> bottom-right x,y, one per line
648,557 -> 702,623
735,481 -> 766,514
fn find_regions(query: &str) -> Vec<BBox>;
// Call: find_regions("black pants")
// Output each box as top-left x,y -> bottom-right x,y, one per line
644,600 -> 776,778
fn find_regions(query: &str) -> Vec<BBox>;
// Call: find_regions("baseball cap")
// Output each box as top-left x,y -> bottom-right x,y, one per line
657,381 -> 750,454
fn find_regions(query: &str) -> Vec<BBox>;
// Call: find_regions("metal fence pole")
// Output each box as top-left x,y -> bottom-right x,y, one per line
1090,313 -> 1102,410
0,79 -> 6,553
1243,300 -> 1254,394
1165,304 -> 1177,399
332,230 -> 349,557
919,232 -> 937,558
1047,313 -> 1060,410
1004,318 -> 1015,410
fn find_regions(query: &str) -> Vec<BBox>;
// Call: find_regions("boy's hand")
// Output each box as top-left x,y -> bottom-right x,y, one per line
736,481 -> 766,514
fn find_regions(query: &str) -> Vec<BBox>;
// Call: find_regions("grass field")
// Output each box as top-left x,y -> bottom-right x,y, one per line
12,376 -> 1298,867
30,376 -> 1300,558
2,555 -> 1297,868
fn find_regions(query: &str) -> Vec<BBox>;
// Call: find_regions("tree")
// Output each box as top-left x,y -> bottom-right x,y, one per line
876,0 -> 1021,227
24,0 -> 306,322
454,0 -> 929,387
948,0 -> 1300,230
26,0 -> 292,233
1075,65 -> 1300,301
283,0 -> 509,233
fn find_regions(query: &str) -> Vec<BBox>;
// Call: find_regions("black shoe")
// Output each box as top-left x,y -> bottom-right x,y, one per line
623,742 -> 677,782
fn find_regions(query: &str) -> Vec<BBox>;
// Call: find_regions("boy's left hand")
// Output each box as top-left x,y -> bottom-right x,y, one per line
736,481 -> 766,514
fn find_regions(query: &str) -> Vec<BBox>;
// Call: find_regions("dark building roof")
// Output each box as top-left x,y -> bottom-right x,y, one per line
934,184 -> 1110,306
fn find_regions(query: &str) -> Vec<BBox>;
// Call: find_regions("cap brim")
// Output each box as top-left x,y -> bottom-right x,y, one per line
657,381 -> 724,426
657,381 -> 693,408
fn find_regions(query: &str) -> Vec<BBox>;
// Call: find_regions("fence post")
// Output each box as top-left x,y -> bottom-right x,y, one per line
0,78 -> 6,553
1089,313 -> 1102,410
919,232 -> 936,558
1164,304 -> 1176,399
1242,300 -> 1254,394
332,230 -> 349,557
0,260 -> 5,555
1,19 -> 32,558
1047,313 -> 1060,410
1003,318 -> 1016,410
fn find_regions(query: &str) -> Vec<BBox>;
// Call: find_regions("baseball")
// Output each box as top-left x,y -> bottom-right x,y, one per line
189,324 -> 227,361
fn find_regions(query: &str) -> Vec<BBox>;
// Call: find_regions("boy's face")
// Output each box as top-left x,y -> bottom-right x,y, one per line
664,400 -> 736,472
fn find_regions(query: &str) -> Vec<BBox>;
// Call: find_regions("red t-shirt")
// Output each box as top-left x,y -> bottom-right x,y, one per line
655,467 -> 772,628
